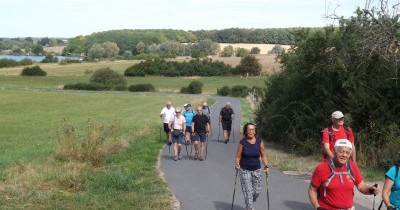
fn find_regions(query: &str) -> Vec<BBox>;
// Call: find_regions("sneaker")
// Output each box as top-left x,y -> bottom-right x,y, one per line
185,140 -> 190,145
167,141 -> 172,146
174,156 -> 178,161
194,153 -> 198,160
178,155 -> 182,160
224,139 -> 229,144
199,156 -> 204,161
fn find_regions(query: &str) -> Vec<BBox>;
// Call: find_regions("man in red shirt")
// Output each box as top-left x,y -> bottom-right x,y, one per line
309,139 -> 379,209
321,111 -> 356,161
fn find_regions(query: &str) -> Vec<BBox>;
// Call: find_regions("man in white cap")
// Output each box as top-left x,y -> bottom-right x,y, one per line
321,111 -> 356,161
309,139 -> 379,210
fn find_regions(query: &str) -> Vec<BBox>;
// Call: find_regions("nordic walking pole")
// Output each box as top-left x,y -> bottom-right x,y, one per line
372,183 -> 378,210
205,135 -> 209,160
231,170 -> 239,210
266,172 -> 270,210
218,123 -> 221,142
185,137 -> 189,159
232,121 -> 235,143
159,126 -> 161,142
189,138 -> 193,160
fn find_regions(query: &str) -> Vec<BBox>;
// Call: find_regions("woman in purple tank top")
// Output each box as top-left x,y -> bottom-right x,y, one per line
234,122 -> 270,210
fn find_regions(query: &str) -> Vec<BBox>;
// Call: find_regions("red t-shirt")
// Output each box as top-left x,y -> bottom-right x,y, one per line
311,161 -> 363,209
321,126 -> 354,159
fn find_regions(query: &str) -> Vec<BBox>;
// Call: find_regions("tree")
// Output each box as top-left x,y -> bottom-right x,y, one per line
31,44 -> 44,55
268,45 -> 284,54
220,45 -> 234,57
88,43 -> 105,59
136,41 -> 146,54
49,38 -> 57,47
250,47 -> 261,54
236,55 -> 262,76
101,41 -> 119,58
38,37 -> 50,46
90,67 -> 127,87
235,47 -> 250,57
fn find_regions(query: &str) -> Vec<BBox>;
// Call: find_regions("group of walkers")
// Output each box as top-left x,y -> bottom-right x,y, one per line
162,102 -> 400,210
160,101 -> 212,161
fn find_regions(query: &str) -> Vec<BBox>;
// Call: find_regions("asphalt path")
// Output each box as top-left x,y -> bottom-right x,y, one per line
160,97 -> 370,210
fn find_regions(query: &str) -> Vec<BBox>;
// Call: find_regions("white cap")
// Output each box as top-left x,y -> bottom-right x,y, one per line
331,111 -> 344,119
334,139 -> 352,150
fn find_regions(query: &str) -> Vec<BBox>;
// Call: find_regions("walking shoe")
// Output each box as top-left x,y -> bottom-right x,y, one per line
185,140 -> 190,145
178,155 -> 182,160
224,139 -> 229,144
174,156 -> 178,161
194,153 -> 198,160
167,141 -> 172,146
199,156 -> 204,161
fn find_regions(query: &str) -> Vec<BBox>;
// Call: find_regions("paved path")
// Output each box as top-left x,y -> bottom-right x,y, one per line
160,97 -> 371,210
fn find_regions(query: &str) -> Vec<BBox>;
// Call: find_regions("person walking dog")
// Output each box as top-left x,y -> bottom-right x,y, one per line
309,139 -> 379,210
234,122 -> 269,210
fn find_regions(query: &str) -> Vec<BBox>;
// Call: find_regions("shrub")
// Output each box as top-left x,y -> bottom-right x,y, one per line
59,59 -> 82,65
268,45 -> 285,55
235,47 -> 250,57
217,86 -> 231,96
90,67 -> 127,86
187,80 -> 203,94
21,65 -> 47,76
250,47 -> 261,54
231,85 -> 250,97
180,86 -> 189,94
41,54 -> 59,63
0,58 -> 19,68
63,83 -> 111,91
128,84 -> 155,92
19,58 -> 33,66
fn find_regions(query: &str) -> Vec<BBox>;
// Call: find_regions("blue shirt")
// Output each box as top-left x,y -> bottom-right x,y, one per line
183,109 -> 196,127
239,138 -> 261,171
386,165 -> 400,207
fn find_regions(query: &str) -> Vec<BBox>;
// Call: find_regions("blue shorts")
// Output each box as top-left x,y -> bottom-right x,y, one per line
172,133 -> 184,144
193,133 -> 207,142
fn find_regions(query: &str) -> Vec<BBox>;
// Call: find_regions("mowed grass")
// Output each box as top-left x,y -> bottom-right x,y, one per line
0,89 -> 202,209
0,75 -> 267,95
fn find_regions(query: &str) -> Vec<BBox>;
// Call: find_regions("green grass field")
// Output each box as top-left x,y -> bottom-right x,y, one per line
0,89 -> 205,209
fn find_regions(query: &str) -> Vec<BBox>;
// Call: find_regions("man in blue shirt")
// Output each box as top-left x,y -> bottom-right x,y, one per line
183,103 -> 196,145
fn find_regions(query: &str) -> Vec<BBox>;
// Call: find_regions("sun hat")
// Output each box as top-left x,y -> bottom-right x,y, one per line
184,103 -> 191,107
331,111 -> 344,119
175,107 -> 182,113
334,139 -> 352,150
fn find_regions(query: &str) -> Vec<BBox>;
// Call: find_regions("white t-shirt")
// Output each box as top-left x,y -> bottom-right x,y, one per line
160,106 -> 175,123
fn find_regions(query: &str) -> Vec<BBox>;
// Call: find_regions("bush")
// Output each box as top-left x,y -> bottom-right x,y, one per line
231,85 -> 250,97
19,58 -> 33,66
59,59 -> 82,65
41,54 -> 59,63
180,86 -> 189,94
0,58 -> 19,68
268,45 -> 285,54
90,67 -> 127,86
217,86 -> 231,96
63,83 -> 111,91
250,47 -> 261,54
21,65 -> 47,76
187,80 -> 203,94
128,84 -> 155,92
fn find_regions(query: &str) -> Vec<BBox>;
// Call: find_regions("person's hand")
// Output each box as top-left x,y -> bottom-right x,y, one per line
369,184 -> 380,196
264,165 -> 270,174
234,164 -> 240,171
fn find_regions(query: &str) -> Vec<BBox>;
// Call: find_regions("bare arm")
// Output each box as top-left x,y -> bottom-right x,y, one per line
356,181 -> 379,195
382,177 -> 394,208
308,184 -> 320,209
235,144 -> 243,170
322,143 -> 334,159
260,141 -> 269,174
351,143 -> 356,161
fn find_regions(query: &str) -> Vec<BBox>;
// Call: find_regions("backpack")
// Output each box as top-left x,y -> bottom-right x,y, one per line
327,125 -> 350,142
321,158 -> 355,197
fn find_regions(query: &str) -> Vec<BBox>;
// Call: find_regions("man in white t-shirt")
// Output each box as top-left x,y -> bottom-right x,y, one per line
160,101 -> 175,145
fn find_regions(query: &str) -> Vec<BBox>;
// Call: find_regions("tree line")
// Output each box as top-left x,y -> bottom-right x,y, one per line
257,4 -> 400,169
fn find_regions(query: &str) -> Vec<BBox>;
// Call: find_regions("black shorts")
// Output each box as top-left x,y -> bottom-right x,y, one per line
163,123 -> 170,133
193,133 -> 207,142
222,121 -> 232,131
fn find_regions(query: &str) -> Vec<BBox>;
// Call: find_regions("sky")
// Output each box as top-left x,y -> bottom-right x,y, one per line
0,0 -> 366,38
